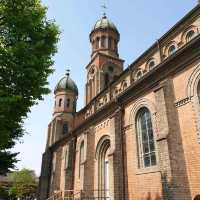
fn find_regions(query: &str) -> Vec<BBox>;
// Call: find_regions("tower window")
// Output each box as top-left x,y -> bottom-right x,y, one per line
101,36 -> 106,48
136,107 -> 157,168
104,73 -> 110,87
108,37 -> 112,49
168,44 -> 177,56
67,98 -> 70,108
59,98 -> 62,107
96,37 -> 100,49
63,123 -> 69,135
186,30 -> 195,42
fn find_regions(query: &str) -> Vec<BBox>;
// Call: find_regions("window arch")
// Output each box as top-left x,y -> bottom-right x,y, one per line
96,136 -> 111,199
108,37 -> 112,49
79,141 -> 84,179
147,59 -> 156,70
168,44 -> 177,56
66,98 -> 70,108
136,71 -> 142,80
136,107 -> 157,168
101,36 -> 106,48
194,195 -> 200,200
63,123 -> 69,135
59,98 -> 62,107
186,30 -> 195,42
96,37 -> 100,49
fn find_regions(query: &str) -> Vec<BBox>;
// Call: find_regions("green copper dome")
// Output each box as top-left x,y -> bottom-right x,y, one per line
54,73 -> 78,95
93,15 -> 118,32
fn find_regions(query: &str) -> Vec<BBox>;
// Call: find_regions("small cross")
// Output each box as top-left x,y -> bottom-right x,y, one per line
66,69 -> 70,76
101,0 -> 107,17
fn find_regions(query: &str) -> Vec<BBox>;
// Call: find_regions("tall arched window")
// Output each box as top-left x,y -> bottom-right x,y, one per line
66,98 -> 70,108
104,73 -> 110,87
79,141 -> 84,179
63,123 -> 68,135
168,44 -> 177,56
186,30 -> 195,42
136,107 -> 156,168
101,36 -> 106,48
96,138 -> 110,199
59,98 -> 62,107
96,37 -> 100,49
108,37 -> 112,49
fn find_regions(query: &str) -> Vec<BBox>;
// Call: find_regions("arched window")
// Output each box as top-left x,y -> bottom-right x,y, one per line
63,123 -> 68,135
194,195 -> 200,200
136,107 -> 156,168
79,141 -> 84,179
168,44 -> 177,56
96,137 -> 110,199
96,37 -> 100,49
148,60 -> 156,69
59,98 -> 62,107
136,71 -> 142,79
66,98 -> 70,108
108,37 -> 112,49
186,30 -> 195,42
104,73 -> 110,87
101,36 -> 106,48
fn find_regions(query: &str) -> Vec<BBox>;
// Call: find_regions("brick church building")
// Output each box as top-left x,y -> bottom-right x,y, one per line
38,3 -> 200,200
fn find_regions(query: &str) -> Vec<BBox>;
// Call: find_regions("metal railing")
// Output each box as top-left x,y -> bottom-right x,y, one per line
47,190 -> 111,200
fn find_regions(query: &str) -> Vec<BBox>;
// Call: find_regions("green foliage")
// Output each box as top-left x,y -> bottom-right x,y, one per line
8,169 -> 38,199
0,0 -> 60,174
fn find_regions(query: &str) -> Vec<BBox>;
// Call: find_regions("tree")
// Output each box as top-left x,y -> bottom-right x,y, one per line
0,0 -> 59,174
8,169 -> 38,199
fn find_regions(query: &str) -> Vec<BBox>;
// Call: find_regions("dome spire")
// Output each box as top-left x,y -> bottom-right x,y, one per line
66,68 -> 70,77
101,0 -> 107,18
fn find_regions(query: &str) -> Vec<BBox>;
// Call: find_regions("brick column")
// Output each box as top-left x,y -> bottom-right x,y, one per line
109,108 -> 124,200
38,150 -> 52,200
65,139 -> 76,191
83,127 -> 95,197
154,79 -> 191,200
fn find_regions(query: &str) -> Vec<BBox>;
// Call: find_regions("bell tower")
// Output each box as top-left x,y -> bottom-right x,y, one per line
85,14 -> 124,104
46,70 -> 78,148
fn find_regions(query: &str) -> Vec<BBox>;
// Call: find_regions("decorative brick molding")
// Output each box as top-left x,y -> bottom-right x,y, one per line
175,97 -> 191,107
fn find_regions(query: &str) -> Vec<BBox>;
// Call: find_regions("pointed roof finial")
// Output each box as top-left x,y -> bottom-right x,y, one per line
66,68 -> 70,77
101,0 -> 107,18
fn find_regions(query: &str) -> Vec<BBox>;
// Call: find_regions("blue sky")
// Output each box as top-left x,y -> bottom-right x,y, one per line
13,0 -> 197,175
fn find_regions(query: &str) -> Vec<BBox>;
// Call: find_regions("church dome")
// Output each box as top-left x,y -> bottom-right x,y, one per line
54,72 -> 78,95
92,15 -> 118,33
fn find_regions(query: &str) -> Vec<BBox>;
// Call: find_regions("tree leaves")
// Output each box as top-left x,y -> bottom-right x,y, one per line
0,0 -> 60,174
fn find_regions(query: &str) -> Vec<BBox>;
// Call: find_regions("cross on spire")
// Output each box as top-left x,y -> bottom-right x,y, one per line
66,69 -> 70,77
101,0 -> 107,17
